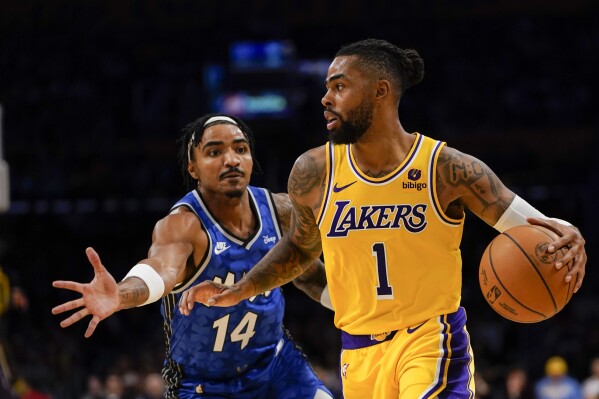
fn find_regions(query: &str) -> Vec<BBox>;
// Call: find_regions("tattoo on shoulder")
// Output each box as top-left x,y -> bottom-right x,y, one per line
288,153 -> 324,197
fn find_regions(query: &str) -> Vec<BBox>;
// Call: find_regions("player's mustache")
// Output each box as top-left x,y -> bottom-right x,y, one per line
325,107 -> 342,119
219,167 -> 245,180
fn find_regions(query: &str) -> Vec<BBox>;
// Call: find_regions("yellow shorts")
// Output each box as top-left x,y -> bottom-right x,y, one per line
339,307 -> 475,399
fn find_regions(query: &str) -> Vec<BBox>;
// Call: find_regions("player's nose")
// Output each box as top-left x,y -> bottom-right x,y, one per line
223,148 -> 241,166
321,90 -> 333,108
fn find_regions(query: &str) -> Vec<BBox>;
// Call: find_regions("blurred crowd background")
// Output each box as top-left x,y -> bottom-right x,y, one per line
1,0 -> 598,398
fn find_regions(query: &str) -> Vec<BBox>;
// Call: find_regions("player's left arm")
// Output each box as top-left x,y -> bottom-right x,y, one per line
436,146 -> 587,292
272,192 -> 332,310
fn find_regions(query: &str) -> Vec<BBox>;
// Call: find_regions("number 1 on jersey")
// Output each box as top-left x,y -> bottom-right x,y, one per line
373,242 -> 394,299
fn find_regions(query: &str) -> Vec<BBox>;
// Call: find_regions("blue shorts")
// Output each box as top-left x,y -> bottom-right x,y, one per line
172,336 -> 333,399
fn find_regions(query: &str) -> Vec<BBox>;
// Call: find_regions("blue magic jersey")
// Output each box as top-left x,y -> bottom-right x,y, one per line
161,186 -> 285,384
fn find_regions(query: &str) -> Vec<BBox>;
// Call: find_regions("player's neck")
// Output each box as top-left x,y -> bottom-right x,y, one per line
205,194 -> 256,238
351,119 -> 414,176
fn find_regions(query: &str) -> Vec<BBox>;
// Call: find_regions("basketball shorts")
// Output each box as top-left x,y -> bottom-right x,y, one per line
339,306 -> 475,399
172,336 -> 334,399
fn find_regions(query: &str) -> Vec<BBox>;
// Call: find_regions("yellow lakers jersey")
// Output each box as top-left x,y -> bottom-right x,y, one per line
317,133 -> 465,335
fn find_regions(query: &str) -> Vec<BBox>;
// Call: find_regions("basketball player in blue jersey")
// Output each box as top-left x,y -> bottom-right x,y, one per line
180,39 -> 588,399
51,113 -> 334,399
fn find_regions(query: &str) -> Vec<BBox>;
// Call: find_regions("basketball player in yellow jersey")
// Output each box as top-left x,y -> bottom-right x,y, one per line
180,39 -> 588,399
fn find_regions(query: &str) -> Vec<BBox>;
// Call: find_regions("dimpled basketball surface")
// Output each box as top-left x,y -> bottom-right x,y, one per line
479,225 -> 574,323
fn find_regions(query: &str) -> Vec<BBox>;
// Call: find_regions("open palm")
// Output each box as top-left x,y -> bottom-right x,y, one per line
52,247 -> 119,337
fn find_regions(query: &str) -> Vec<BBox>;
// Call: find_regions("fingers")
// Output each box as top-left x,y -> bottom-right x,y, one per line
52,280 -> 84,293
569,260 -> 585,293
59,308 -> 90,328
526,217 -> 559,235
51,298 -> 85,315
177,281 -> 231,314
206,290 -> 236,307
566,249 -> 587,294
178,290 -> 195,316
84,315 -> 101,338
532,218 -> 589,293
86,247 -> 106,273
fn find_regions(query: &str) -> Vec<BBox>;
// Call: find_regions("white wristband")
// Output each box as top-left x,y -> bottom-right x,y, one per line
320,285 -> 334,311
493,195 -> 573,233
124,264 -> 165,306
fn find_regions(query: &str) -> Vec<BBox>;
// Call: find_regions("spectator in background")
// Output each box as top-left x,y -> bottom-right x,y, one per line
81,374 -> 105,399
535,356 -> 582,399
492,366 -> 533,399
1,240 -> 30,399
138,372 -> 165,399
105,372 -> 125,399
11,377 -> 51,399
582,357 -> 599,399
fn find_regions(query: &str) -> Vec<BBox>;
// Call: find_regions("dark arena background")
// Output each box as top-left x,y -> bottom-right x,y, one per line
1,1 -> 598,398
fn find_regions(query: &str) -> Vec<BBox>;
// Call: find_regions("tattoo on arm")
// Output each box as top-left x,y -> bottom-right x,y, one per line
287,152 -> 324,257
273,193 -> 292,232
249,199 -> 322,294
437,148 -> 512,218
248,237 -> 308,294
247,152 -> 324,295
288,152 -> 324,197
118,278 -> 150,309
290,198 -> 322,256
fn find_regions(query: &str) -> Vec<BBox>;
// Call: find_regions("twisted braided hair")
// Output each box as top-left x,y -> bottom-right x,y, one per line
176,113 -> 261,190
335,38 -> 424,98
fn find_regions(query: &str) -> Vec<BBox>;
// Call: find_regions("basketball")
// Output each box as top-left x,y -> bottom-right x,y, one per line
479,224 -> 574,323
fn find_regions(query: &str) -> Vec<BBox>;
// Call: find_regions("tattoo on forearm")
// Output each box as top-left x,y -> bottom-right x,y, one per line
248,152 -> 324,295
248,239 -> 307,294
119,279 -> 149,309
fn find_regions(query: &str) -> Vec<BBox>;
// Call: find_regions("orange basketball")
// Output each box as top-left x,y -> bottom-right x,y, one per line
479,224 -> 574,323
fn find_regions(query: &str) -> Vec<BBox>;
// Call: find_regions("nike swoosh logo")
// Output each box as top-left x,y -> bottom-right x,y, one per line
406,321 -> 427,334
214,245 -> 231,255
333,181 -> 357,193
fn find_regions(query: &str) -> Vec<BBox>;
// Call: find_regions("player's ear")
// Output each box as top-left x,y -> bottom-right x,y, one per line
187,162 -> 200,181
375,80 -> 390,100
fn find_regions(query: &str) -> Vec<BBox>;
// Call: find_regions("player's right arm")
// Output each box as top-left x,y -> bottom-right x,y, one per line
179,146 -> 328,309
52,208 -> 206,337
270,191 -> 331,309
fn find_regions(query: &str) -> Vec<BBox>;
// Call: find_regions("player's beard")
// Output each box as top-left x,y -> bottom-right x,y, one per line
225,189 -> 244,199
219,166 -> 249,199
328,98 -> 374,144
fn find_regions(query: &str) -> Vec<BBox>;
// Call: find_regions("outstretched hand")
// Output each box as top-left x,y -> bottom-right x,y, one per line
528,217 -> 587,293
178,280 -> 246,315
51,247 -> 120,338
